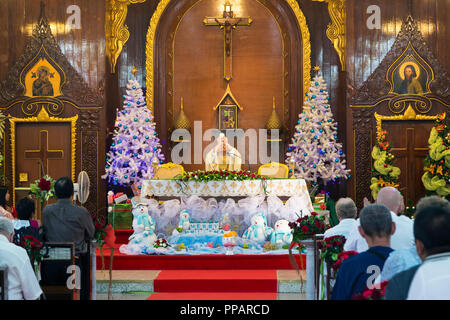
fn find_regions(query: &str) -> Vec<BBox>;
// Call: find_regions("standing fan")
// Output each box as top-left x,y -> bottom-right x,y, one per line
74,171 -> 90,205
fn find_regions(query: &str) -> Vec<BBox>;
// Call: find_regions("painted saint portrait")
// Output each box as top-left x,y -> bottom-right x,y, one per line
32,66 -> 54,96
393,61 -> 426,95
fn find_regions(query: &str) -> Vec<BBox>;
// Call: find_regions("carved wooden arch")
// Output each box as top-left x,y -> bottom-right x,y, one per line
0,3 -> 105,217
146,0 -> 311,159
349,15 -> 450,208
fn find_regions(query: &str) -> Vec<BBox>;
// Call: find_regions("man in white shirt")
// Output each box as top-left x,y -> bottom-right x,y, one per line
407,205 -> 450,300
0,217 -> 42,300
323,197 -> 357,239
344,187 -> 414,252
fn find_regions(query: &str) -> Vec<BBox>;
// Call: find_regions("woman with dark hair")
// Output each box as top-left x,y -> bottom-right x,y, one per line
0,187 -> 13,219
396,65 -> 424,94
13,197 -> 39,230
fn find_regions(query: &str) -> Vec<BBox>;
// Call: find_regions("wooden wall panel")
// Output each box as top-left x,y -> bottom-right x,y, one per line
0,0 -> 107,216
0,0 -> 105,91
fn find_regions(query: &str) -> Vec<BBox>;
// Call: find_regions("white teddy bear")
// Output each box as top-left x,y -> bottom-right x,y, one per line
269,219 -> 293,246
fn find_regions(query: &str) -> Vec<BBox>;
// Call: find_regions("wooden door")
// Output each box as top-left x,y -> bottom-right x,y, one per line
15,122 -> 72,220
383,121 -> 434,206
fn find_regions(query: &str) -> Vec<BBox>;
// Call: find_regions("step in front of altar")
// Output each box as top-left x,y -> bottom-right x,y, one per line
96,244 -> 306,270
96,269 -> 306,297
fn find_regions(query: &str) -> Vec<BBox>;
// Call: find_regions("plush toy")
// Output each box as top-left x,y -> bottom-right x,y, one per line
178,209 -> 191,230
269,219 -> 293,246
128,197 -> 157,247
242,213 -> 272,243
172,209 -> 191,236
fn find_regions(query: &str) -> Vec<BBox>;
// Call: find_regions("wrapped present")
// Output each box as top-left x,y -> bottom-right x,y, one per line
108,203 -> 133,230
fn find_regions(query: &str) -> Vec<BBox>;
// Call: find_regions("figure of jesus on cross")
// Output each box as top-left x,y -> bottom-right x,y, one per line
203,2 -> 252,81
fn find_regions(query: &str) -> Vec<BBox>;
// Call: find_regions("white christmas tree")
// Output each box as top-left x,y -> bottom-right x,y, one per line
103,69 -> 165,187
286,67 -> 350,186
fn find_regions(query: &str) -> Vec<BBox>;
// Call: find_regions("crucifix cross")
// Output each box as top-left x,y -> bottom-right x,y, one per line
203,3 -> 252,81
25,130 -> 64,177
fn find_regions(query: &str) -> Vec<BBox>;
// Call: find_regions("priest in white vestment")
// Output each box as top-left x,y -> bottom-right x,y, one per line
205,133 -> 242,171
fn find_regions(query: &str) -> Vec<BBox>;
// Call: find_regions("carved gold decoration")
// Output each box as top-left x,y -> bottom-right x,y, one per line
375,105 -> 444,137
145,0 -> 170,115
284,0 -> 311,99
105,0 -> 147,73
313,0 -> 346,70
266,97 -> 282,130
9,107 -> 78,205
174,97 -> 191,131
19,173 -> 28,182
146,0 -> 311,115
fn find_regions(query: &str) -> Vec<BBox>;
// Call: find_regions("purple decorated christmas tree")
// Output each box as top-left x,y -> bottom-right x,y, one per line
286,69 -> 350,186
103,72 -> 164,187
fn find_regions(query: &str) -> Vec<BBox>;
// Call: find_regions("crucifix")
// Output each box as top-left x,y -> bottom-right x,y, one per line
24,130 -> 64,178
203,1 -> 252,81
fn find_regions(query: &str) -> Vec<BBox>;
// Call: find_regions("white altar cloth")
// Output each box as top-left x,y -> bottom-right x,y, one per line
142,178 -> 311,200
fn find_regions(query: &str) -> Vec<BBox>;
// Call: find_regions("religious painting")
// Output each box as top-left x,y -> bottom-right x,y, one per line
392,57 -> 428,95
23,56 -> 63,98
218,105 -> 238,130
213,84 -> 243,130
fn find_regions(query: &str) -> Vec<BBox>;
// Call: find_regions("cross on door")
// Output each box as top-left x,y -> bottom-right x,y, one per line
24,130 -> 64,177
203,2 -> 252,81
390,127 -> 428,203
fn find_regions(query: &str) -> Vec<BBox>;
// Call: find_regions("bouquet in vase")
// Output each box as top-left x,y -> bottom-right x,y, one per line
30,175 -> 56,207
317,235 -> 346,299
288,212 -> 328,290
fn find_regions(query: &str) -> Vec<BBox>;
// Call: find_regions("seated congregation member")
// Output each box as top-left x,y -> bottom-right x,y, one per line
0,217 -> 43,300
13,197 -> 39,230
344,187 -> 414,252
323,197 -> 357,239
406,205 -> 450,299
381,195 -> 450,282
331,204 -> 394,300
0,187 -> 14,220
42,177 -> 95,300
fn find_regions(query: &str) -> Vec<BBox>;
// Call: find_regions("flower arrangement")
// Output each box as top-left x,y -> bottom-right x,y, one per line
30,175 -> 56,207
288,212 -> 328,243
317,235 -> 346,299
370,130 -> 400,200
331,250 -> 359,271
353,281 -> 389,300
20,234 -> 45,265
288,212 -> 329,292
154,238 -> 170,248
92,215 -> 116,270
179,170 -> 268,182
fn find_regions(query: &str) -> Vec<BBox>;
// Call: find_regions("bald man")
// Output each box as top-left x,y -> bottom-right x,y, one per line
205,133 -> 242,171
344,187 -> 414,252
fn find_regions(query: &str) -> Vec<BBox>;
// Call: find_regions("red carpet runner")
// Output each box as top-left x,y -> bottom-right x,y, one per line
96,244 -> 306,270
147,270 -> 278,300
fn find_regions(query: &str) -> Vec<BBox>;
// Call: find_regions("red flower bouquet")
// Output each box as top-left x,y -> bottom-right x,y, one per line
288,212 -> 329,292
30,175 -> 56,208
289,212 -> 328,242
353,280 -> 389,300
317,235 -> 346,299
20,235 -> 44,262
92,215 -> 115,270
332,250 -> 359,271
